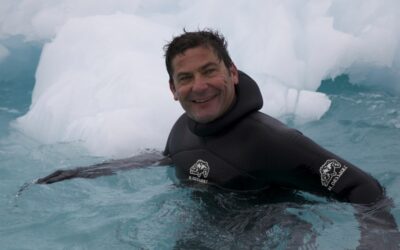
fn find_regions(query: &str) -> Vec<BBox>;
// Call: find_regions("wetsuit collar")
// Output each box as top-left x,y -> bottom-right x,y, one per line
187,71 -> 263,136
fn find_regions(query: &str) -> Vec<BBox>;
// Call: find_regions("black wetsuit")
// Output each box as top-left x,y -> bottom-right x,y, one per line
164,71 -> 383,204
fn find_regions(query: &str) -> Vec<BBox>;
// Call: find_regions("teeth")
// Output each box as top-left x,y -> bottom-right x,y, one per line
194,99 -> 208,103
192,94 -> 216,103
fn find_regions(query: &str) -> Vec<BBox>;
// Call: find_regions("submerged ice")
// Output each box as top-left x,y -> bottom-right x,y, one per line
0,0 -> 398,157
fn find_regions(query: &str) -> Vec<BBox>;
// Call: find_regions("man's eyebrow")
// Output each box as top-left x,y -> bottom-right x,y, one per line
200,62 -> 218,70
174,61 -> 220,78
175,71 -> 192,78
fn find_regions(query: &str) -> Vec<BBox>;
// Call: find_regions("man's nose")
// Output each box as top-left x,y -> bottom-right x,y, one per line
192,74 -> 208,92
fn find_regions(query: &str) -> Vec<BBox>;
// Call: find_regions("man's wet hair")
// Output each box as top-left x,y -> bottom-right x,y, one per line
164,28 -> 234,82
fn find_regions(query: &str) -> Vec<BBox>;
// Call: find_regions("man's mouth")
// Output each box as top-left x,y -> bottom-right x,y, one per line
192,95 -> 217,104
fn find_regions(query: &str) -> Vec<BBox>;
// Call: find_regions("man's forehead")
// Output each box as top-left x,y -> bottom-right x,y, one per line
171,46 -> 221,74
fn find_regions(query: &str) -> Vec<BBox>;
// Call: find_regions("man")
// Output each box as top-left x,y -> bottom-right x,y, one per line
162,30 -> 399,248
37,29 -> 385,203
38,29 -> 382,204
162,29 -> 382,204
36,29 -> 399,248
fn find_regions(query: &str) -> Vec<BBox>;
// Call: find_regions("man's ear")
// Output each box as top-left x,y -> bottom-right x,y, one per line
169,80 -> 178,100
229,64 -> 239,85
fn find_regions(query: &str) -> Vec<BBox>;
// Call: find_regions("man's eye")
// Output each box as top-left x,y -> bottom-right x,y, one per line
204,68 -> 216,75
178,75 -> 191,84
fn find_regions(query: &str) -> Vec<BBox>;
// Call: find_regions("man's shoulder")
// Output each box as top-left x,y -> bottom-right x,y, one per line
245,111 -> 287,130
238,112 -> 304,142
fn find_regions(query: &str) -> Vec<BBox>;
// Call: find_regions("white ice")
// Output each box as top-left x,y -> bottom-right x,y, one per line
0,0 -> 398,157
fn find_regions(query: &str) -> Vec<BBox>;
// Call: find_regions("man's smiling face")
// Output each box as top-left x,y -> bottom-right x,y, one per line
169,46 -> 239,123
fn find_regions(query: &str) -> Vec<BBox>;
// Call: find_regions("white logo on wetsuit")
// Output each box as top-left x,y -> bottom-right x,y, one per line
319,159 -> 348,191
189,159 -> 210,184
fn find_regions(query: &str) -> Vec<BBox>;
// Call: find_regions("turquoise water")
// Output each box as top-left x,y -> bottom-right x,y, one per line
1,40 -> 400,249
